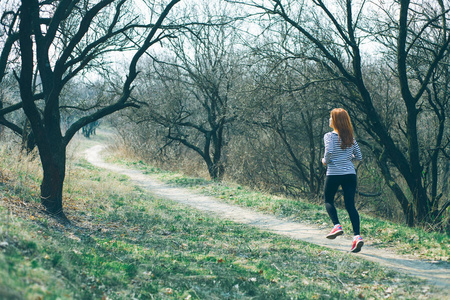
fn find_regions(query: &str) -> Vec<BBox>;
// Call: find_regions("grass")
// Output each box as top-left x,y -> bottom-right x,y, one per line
0,135 -> 447,299
110,157 -> 450,263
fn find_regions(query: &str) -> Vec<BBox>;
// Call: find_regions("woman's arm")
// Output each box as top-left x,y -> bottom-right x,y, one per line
352,140 -> 362,161
323,133 -> 333,165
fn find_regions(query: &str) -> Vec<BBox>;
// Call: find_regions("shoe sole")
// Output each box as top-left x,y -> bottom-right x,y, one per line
326,230 -> 343,239
351,240 -> 364,253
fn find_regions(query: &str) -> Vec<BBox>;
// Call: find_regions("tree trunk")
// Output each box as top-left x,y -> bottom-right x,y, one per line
207,143 -> 224,181
21,119 -> 36,153
17,0 -> 67,218
413,182 -> 430,224
374,147 -> 415,226
212,126 -> 225,181
207,162 -> 224,181
39,142 -> 67,219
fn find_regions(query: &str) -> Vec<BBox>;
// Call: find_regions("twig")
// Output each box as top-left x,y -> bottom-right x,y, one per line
271,263 -> 284,274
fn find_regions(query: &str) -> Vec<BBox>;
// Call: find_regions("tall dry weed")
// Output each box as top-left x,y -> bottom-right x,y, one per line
0,134 -> 42,200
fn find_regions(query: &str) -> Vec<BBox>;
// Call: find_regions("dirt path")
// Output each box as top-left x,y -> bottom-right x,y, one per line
84,145 -> 449,291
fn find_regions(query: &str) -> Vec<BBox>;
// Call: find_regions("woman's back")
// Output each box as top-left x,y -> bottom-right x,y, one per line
323,131 -> 362,175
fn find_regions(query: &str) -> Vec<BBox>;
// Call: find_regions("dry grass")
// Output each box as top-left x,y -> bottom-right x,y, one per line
0,133 -> 446,299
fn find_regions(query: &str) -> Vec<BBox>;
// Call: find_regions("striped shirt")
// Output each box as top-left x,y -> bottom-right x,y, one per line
323,131 -> 362,176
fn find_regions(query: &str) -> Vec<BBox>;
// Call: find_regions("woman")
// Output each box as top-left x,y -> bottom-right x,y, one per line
322,108 -> 363,252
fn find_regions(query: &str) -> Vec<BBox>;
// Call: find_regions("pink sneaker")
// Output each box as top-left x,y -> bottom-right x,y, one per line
351,235 -> 364,253
326,224 -> 343,239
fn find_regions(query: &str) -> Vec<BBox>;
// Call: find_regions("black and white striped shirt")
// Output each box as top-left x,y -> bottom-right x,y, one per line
323,131 -> 362,176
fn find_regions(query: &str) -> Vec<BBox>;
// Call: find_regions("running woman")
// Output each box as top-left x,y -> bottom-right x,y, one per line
322,108 -> 364,252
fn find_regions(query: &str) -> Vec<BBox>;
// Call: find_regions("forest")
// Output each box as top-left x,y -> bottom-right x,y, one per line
0,0 -> 449,231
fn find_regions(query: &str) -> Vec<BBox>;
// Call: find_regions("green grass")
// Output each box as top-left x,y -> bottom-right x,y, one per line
0,184 -> 435,299
109,157 -> 450,262
0,138 -> 447,299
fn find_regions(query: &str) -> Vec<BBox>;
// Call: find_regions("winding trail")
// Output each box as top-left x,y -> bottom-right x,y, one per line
85,144 -> 449,291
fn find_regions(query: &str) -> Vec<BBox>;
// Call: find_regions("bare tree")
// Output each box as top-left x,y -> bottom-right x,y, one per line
0,0 -> 181,220
134,10 -> 242,181
238,56 -> 330,196
228,0 -> 450,226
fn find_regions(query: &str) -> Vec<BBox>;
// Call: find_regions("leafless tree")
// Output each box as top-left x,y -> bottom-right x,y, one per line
228,0 -> 450,226
236,55 -> 330,196
133,7 -> 243,181
0,0 -> 181,220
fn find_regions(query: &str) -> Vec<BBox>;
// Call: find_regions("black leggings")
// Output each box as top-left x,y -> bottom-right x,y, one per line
324,174 -> 360,235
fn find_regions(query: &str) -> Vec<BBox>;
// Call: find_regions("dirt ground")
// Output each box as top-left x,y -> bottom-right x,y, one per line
84,144 -> 450,293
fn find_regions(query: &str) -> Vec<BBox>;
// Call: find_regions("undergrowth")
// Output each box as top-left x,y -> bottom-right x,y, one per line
0,135 -> 447,299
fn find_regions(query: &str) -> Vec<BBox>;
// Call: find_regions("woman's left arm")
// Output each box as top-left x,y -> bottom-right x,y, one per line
353,140 -> 362,161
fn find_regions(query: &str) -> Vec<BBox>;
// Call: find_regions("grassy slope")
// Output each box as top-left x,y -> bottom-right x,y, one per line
111,158 -> 450,263
0,137 -> 447,299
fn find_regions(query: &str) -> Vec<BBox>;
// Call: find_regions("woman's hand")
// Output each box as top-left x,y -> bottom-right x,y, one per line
322,158 -> 326,166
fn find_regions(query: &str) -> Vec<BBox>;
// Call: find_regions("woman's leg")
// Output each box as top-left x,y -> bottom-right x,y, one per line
324,175 -> 341,225
341,174 -> 360,235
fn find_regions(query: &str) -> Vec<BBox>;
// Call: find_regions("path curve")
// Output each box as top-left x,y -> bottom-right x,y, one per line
85,145 -> 449,291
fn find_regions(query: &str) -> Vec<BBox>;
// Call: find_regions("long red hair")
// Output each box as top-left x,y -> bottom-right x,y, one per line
330,108 -> 354,149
